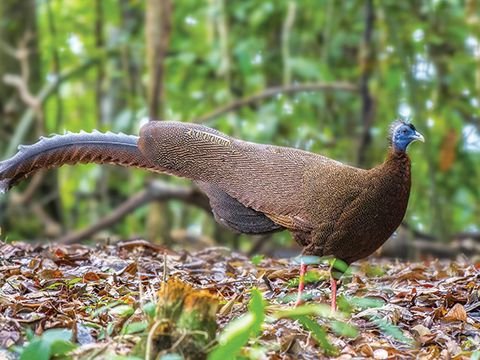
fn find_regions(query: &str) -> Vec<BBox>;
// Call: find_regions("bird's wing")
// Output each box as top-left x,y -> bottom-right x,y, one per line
138,121 -> 345,229
195,181 -> 284,234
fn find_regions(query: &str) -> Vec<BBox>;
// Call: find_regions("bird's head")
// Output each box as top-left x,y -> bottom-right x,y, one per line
390,120 -> 424,153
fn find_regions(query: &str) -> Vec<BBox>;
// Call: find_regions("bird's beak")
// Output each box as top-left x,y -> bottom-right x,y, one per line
413,131 -> 425,143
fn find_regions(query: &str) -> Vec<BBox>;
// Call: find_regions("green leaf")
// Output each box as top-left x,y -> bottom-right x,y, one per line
41,329 -> 73,344
371,317 -> 412,344
110,304 -> 135,317
143,301 -> 156,318
121,321 -> 148,335
248,288 -> 265,331
92,301 -> 123,317
288,270 -> 326,287
296,315 -> 337,356
338,296 -> 385,313
208,289 -> 265,360
250,254 -> 264,266
209,314 -> 254,360
274,304 -> 334,319
20,329 -> 77,360
50,340 -> 77,356
20,339 -> 50,360
330,320 -> 359,338
329,258 -> 349,274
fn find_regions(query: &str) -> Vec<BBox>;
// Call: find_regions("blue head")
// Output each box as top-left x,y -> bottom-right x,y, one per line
390,120 -> 424,152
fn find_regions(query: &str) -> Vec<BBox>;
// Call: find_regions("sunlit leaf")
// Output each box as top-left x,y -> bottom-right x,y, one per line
208,289 -> 265,360
296,315 -> 337,356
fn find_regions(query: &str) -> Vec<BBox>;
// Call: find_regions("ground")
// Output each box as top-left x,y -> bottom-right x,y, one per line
0,240 -> 479,359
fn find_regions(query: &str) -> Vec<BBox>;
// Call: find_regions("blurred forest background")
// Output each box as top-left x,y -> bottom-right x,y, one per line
0,0 -> 478,259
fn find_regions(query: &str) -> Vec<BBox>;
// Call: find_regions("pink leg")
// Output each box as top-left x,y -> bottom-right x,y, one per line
330,275 -> 337,311
295,262 -> 308,307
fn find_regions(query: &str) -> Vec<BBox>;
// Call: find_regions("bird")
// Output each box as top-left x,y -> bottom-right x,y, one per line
0,120 -> 424,309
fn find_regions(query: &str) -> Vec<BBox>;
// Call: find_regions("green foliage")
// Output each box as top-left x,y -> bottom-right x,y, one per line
1,0 -> 478,254
143,301 -> 157,319
110,304 -> 135,317
274,303 -> 333,319
250,254 -> 264,266
274,304 -> 352,355
337,295 -> 386,313
17,329 -> 77,360
338,296 -> 411,345
208,288 -> 265,360
121,321 -> 148,335
288,269 -> 326,287
370,316 -> 412,344
295,316 -> 337,356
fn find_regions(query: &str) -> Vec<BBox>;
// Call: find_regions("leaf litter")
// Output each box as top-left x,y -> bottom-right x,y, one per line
0,240 -> 479,359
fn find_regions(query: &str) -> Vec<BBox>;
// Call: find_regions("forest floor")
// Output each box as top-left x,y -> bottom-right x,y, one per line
0,240 -> 479,360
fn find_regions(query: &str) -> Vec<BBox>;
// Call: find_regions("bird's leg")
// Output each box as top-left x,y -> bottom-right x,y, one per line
295,261 -> 308,307
328,260 -> 338,311
330,275 -> 337,311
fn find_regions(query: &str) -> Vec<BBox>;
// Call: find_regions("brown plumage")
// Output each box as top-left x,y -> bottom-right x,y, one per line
0,120 -> 424,307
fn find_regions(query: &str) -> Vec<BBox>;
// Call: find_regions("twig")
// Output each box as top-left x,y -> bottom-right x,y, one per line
2,75 -> 40,110
401,221 -> 480,242
191,82 -> 358,123
10,171 -> 46,206
3,47 -> 119,157
146,320 -> 163,360
56,181 -> 211,244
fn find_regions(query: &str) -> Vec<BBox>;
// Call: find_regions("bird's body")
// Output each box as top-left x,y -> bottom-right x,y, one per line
138,121 -> 413,264
0,120 -> 423,307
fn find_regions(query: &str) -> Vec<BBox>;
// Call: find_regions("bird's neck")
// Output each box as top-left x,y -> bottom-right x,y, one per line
382,147 -> 411,179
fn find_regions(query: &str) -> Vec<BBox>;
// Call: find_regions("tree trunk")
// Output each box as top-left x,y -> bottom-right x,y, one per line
145,0 -> 173,244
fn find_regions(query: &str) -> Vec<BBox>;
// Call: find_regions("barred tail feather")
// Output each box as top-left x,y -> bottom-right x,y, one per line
0,131 -> 159,191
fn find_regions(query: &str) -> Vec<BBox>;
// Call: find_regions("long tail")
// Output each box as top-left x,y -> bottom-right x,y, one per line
0,131 -> 160,193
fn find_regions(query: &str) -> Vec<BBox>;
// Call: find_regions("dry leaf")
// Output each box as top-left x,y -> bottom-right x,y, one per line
1,241 -> 478,359
83,272 -> 101,282
373,348 -> 388,359
412,324 -> 436,344
444,303 -> 467,322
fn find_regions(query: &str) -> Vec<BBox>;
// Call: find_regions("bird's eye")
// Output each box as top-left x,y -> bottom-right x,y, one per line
402,128 -> 408,134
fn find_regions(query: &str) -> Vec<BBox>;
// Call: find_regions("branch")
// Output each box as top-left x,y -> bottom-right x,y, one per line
402,221 -> 480,242
2,74 -> 40,109
191,82 -> 358,123
56,180 -> 211,244
3,48 -> 119,158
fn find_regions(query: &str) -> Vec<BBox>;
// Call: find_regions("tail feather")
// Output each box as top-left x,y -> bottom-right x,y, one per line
0,131 -> 160,191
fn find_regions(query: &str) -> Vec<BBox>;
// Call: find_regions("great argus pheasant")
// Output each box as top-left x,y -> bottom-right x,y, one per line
0,120 -> 424,309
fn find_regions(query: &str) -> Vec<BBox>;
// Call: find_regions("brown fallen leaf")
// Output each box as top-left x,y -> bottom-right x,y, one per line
412,324 -> 436,345
358,343 -> 373,357
373,348 -> 388,359
444,303 -> 467,322
39,269 -> 64,279
83,272 -> 101,282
